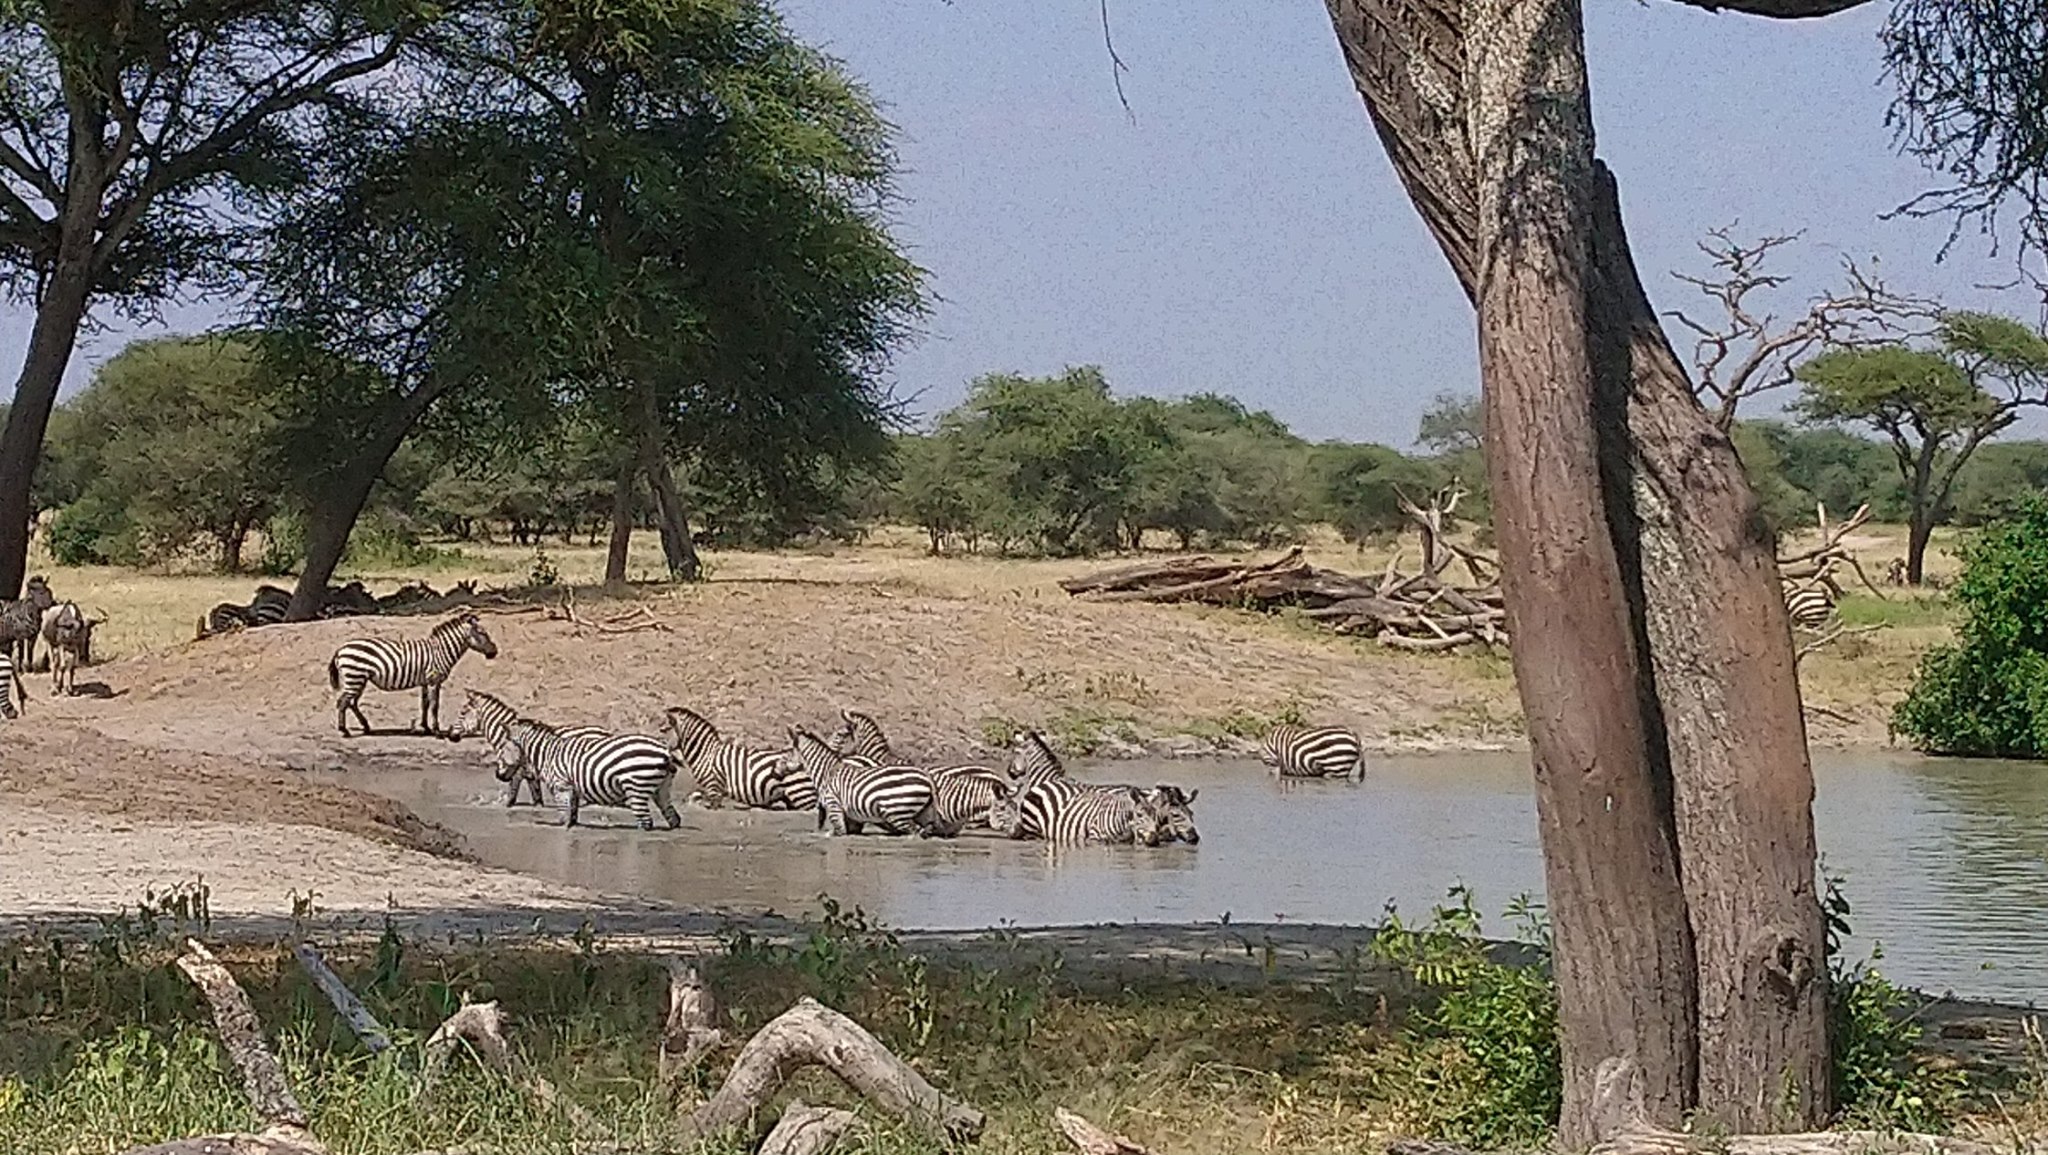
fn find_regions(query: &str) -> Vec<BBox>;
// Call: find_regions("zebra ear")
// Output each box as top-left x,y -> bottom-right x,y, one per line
1184,788 -> 1198,804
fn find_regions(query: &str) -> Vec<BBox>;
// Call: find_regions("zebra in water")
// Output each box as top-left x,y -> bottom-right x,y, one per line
664,707 -> 788,810
1259,725 -> 1364,781
0,653 -> 22,718
453,690 -> 608,805
990,778 -> 1198,847
782,727 -> 934,836
489,718 -> 681,830
1784,577 -> 1840,631
327,612 -> 498,737
918,768 -> 1016,838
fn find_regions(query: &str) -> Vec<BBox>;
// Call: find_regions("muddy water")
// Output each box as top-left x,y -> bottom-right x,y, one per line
334,750 -> 2048,1005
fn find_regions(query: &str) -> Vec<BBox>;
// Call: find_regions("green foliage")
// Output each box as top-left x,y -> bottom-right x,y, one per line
1318,443 -> 1453,545
1370,889 -> 1559,1148
1895,495 -> 2048,756
46,336 -> 286,570
1416,391 -> 1483,455
42,493 -> 134,567
1823,877 -> 1970,1131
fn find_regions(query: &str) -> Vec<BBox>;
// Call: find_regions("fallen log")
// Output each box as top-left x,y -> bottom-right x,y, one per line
1055,1108 -> 1157,1155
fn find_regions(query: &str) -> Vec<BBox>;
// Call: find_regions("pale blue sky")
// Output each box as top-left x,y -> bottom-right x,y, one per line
2,1 -> 2033,447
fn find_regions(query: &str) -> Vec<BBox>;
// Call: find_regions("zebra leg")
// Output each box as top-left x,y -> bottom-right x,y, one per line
418,685 -> 432,735
335,695 -> 353,738
655,778 -> 682,829
566,788 -> 582,828
631,795 -> 656,832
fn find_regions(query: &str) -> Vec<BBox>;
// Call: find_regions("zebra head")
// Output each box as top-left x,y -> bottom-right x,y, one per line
453,689 -> 515,743
1141,784 -> 1200,845
985,781 -> 1027,839
489,717 -> 547,782
1257,727 -> 1287,765
1007,729 -> 1064,788
433,612 -> 497,659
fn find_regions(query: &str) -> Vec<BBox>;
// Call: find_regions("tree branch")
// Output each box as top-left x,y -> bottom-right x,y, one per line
1662,0 -> 1873,16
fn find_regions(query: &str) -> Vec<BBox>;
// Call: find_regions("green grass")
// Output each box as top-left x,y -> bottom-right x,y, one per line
1837,592 -> 1954,630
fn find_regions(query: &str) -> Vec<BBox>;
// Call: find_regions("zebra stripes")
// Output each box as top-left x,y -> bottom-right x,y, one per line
328,612 -> 498,737
1006,729 -> 1066,793
455,690 -> 608,805
1784,580 -> 1839,631
666,707 -> 789,810
1259,725 -> 1364,781
0,653 -> 21,718
919,768 -> 1015,837
785,727 -> 934,836
834,708 -> 894,763
490,718 -> 681,831
991,778 -> 1201,846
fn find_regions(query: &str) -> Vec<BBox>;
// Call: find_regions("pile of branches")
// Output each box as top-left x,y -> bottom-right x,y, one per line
1061,484 -> 1507,652
125,937 -> 1151,1155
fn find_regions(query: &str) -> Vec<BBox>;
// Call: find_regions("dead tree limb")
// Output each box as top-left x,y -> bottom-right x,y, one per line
757,1103 -> 863,1155
1054,1108 -> 1157,1155
547,590 -> 671,634
686,997 -> 986,1145
293,943 -> 392,1054
421,998 -> 610,1140
659,956 -> 725,1097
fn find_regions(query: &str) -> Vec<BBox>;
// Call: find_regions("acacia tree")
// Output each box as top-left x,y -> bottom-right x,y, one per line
256,0 -> 921,616
0,0 -> 443,599
1796,313 -> 2048,584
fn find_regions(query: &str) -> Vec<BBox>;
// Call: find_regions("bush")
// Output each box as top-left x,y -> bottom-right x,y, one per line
43,495 -> 135,566
1894,495 -> 2048,756
1369,888 -> 1559,1148
1823,876 -> 1968,1131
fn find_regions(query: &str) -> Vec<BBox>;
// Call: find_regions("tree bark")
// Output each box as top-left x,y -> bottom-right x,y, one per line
637,389 -> 700,581
606,454 -> 638,584
1325,0 -> 1829,1134
1462,0 -> 1699,1142
0,266 -> 93,600
1585,165 -> 1829,1129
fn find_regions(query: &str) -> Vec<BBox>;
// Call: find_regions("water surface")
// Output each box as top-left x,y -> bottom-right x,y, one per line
337,750 -> 2048,1005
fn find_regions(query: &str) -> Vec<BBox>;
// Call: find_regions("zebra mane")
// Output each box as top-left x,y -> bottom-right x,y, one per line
1017,729 -> 1061,766
432,612 -> 479,636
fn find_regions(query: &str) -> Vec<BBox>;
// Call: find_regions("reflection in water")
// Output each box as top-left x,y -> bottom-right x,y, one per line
342,750 -> 2048,1006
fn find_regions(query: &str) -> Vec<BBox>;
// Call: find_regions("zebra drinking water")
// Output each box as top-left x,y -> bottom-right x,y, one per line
489,718 -> 681,830
327,612 -> 498,737
918,768 -> 1015,838
664,707 -> 789,809
783,727 -> 935,836
1258,725 -> 1364,781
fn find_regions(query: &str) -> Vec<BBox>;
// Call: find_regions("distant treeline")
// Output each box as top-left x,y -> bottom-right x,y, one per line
12,347 -> 2045,573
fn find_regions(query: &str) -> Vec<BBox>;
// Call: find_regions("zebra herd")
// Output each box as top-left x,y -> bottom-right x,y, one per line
0,574 -> 105,719
320,611 -> 1376,848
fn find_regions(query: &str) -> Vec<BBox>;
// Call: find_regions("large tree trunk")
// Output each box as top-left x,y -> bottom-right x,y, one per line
1585,166 -> 1827,1128
286,387 -> 451,620
0,265 -> 93,600
1463,1 -> 1699,1142
1325,0 -> 1828,1137
636,384 -> 700,581
1905,509 -> 1933,586
605,454 -> 637,584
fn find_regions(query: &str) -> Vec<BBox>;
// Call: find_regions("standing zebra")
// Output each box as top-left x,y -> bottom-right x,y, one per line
490,718 -> 681,830
2,575 -> 53,672
453,690 -> 608,805
664,707 -> 789,810
782,727 -> 935,836
1784,578 -> 1839,631
1259,725 -> 1365,781
0,653 -> 22,719
327,612 -> 498,737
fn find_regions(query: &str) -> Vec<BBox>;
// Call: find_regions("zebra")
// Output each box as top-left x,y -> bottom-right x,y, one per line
1141,784 -> 1201,844
1006,729 -> 1066,793
327,612 -> 498,737
1784,578 -> 1839,631
918,768 -> 1016,838
990,778 -> 1160,846
2,575 -> 53,671
198,602 -> 252,639
1259,725 -> 1365,781
0,653 -> 22,719
664,707 -> 788,810
833,708 -> 895,764
489,718 -> 681,830
453,690 -> 608,805
249,585 -> 293,626
782,726 -> 935,836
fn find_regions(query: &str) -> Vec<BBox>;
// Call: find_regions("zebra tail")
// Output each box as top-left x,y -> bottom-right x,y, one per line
327,657 -> 340,691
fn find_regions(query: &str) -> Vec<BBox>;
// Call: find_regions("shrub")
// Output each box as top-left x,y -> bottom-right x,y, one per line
1823,876 -> 1968,1130
1894,494 -> 2048,756
43,495 -> 135,566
